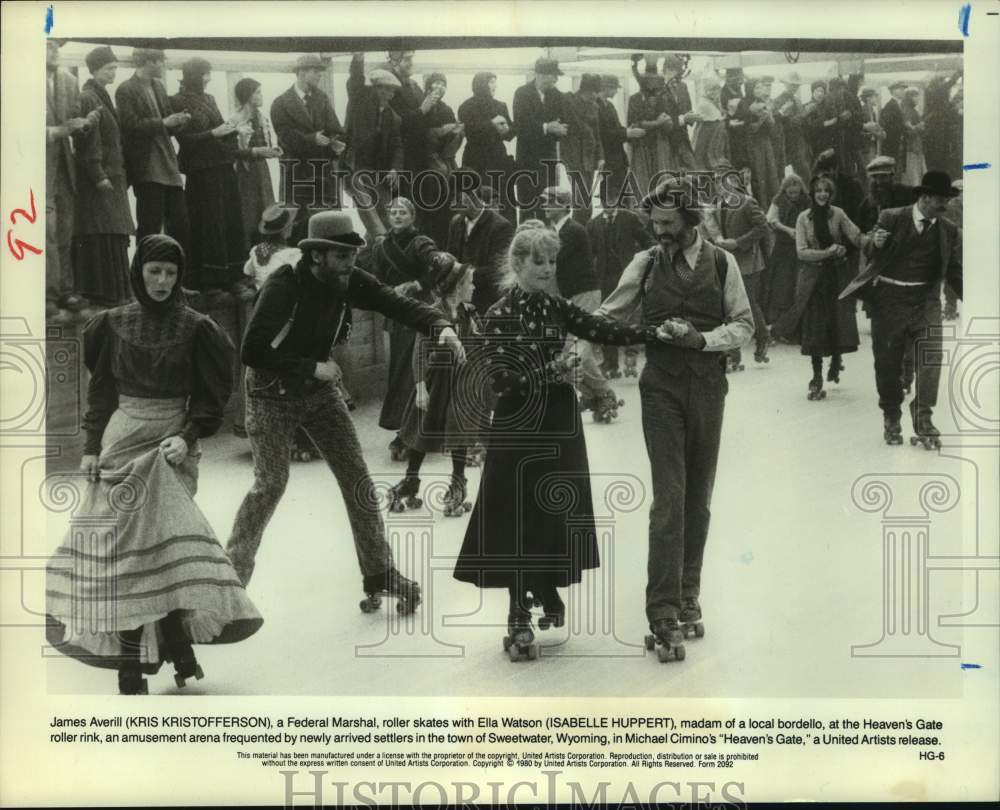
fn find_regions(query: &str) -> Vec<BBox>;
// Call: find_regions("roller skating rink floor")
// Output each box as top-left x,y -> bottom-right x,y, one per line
45,318 -> 998,698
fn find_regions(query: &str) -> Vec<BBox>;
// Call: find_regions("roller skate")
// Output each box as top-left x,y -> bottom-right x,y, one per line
360,568 -> 422,615
909,402 -> 941,451
535,588 -> 565,631
827,357 -> 844,385
725,351 -> 745,373
753,338 -> 770,364
290,429 -> 319,462
679,597 -> 705,640
388,435 -> 408,463
502,608 -> 539,661
883,415 -> 903,446
117,669 -> 148,695
623,348 -> 639,378
807,374 -> 826,401
581,390 -> 624,424
442,474 -> 472,517
644,617 -> 685,663
387,474 -> 422,513
171,644 -> 205,689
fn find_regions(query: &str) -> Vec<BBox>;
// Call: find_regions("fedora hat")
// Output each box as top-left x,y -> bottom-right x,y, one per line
258,204 -> 297,236
915,170 -> 960,198
299,211 -> 366,251
295,54 -> 329,73
534,57 -> 563,77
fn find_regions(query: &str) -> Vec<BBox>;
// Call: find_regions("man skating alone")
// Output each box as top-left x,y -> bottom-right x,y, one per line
839,170 -> 962,448
596,178 -> 753,660
226,212 -> 464,610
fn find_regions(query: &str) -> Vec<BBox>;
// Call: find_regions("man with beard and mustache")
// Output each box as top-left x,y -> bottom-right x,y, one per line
593,178 -> 753,662
839,171 -> 962,448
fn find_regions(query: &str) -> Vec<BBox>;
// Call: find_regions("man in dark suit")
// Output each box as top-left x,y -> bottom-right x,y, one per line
839,171 -> 962,447
344,53 -> 403,237
879,81 -> 908,180
513,58 -> 566,220
704,160 -> 769,367
115,48 -> 191,248
662,54 -> 699,171
586,205 -> 655,375
596,75 -> 645,210
561,73 -> 604,225
271,54 -> 347,244
446,189 -> 514,315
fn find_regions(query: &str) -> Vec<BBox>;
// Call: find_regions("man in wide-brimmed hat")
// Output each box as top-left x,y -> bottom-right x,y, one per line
227,210 -> 465,611
270,54 -> 347,244
512,56 -> 566,219
839,170 -> 962,448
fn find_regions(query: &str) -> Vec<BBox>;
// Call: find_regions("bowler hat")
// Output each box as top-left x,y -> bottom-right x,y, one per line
258,204 -> 297,236
295,54 -> 329,73
601,74 -> 621,90
859,85 -> 878,99
299,211 -> 366,251
534,57 -> 563,77
539,186 -> 572,208
915,170 -> 960,198
579,73 -> 603,94
865,155 -> 896,174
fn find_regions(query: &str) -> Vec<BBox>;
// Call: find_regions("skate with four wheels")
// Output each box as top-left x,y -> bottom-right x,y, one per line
533,587 -> 565,631
582,390 -> 624,424
826,357 -> 844,385
442,475 -> 472,517
679,597 -> 705,641
883,415 -> 904,445
171,644 -> 205,689
503,608 -> 538,661
645,617 -> 685,663
807,374 -> 827,400
387,475 -> 422,513
909,402 -> 941,450
359,568 -> 422,615
622,348 -> 639,378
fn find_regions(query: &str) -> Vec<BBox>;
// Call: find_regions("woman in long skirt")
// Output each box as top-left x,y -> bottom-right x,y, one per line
230,78 -> 281,248
779,176 -> 867,400
45,235 -> 262,694
453,226 -> 669,660
627,61 -> 675,197
367,197 -> 439,460
901,87 -> 928,187
764,173 -> 809,328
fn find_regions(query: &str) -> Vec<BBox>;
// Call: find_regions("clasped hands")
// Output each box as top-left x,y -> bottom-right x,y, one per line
656,318 -> 705,349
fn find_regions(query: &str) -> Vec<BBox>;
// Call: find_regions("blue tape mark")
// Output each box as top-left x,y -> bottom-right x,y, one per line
963,162 -> 991,170
960,663 -> 982,670
958,3 -> 971,37
43,5 -> 54,34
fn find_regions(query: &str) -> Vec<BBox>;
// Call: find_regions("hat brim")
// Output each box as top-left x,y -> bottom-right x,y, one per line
915,185 -> 960,198
299,234 -> 366,251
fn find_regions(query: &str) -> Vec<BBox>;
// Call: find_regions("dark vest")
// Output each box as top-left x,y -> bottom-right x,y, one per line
641,243 -> 727,375
884,220 -> 942,285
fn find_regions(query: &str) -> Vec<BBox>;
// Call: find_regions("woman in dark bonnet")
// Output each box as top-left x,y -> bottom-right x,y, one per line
230,77 -> 282,248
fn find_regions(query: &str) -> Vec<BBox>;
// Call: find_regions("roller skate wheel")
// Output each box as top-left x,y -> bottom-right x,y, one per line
538,616 -> 551,631
405,497 -> 422,509
299,451 -> 313,462
674,644 -> 686,661
909,437 -> 919,446
694,623 -> 705,639
526,644 -> 539,661
390,501 -> 404,513
508,646 -> 521,662
502,635 -> 512,651
396,599 -> 416,615
656,644 -> 671,663
644,634 -> 655,651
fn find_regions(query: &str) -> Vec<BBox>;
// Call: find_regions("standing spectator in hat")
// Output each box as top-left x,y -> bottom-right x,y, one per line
596,74 -> 644,209
879,81 -> 909,179
344,53 -> 403,238
900,87 -> 928,187
458,72 -> 516,221
661,54 -> 699,171
270,54 -> 347,245
420,72 -> 465,246
540,187 -> 622,421
379,50 -> 436,184
839,170 -> 962,448
446,188 -> 514,315
586,200 -> 655,377
704,160 -> 770,367
856,156 -> 915,234
742,77 -> 783,209
858,86 -> 885,178
593,178 -> 754,661
226,210 -> 465,604
923,72 -> 962,175
230,77 -> 282,249
73,45 -> 135,309
561,73 -> 605,224
170,58 -> 248,292
692,79 -> 730,172
720,67 -> 745,117
513,57 -> 566,220
773,72 -> 813,184
721,68 -> 749,174
628,55 -> 674,199
47,39 -> 98,318
116,48 -> 191,248
804,80 -> 835,160
825,77 -> 866,182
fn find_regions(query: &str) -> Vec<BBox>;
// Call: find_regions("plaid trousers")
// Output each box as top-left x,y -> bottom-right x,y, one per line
225,369 -> 392,586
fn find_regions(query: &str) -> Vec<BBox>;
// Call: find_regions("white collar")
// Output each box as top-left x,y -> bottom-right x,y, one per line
466,208 -> 486,228
294,84 -> 311,101
554,212 -> 573,233
912,204 -> 937,229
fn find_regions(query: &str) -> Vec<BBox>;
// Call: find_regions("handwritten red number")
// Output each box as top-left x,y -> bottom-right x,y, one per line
10,188 -> 38,225
6,189 -> 42,260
